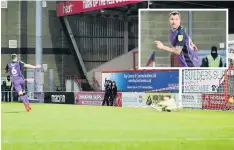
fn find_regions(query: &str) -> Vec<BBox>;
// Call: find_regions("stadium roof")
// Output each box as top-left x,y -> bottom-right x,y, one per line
57,1 -> 234,33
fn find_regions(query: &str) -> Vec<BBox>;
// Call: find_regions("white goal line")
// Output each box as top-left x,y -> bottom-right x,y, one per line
2,138 -> 234,143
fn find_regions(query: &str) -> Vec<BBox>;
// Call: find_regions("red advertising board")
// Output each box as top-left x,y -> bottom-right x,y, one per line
202,94 -> 234,110
57,0 -> 142,17
74,92 -> 122,107
114,93 -> 122,107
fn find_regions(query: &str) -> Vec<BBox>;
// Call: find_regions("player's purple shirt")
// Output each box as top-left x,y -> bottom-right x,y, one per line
6,61 -> 25,79
169,26 -> 201,67
5,61 -> 26,94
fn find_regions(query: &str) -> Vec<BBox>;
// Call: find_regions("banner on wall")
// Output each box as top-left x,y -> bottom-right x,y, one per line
57,0 -> 142,16
74,92 -> 122,107
102,71 -> 179,92
202,94 -> 234,110
44,92 -> 74,104
183,70 -> 225,93
122,92 -> 148,107
75,92 -> 104,105
181,94 -> 202,108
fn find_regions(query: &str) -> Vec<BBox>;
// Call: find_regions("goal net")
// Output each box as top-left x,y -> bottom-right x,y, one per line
181,67 -> 234,111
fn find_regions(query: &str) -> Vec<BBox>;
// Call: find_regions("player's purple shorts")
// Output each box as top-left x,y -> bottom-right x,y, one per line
13,77 -> 25,93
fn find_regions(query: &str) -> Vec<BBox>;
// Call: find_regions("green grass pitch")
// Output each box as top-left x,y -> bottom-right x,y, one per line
1,103 -> 234,150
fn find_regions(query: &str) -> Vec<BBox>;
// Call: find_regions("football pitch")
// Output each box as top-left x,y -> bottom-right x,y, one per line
1,103 -> 234,150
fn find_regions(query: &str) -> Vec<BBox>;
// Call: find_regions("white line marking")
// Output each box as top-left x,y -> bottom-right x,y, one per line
2,138 -> 234,143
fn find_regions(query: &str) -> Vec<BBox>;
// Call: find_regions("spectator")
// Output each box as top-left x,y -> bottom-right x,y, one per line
102,79 -> 112,106
1,81 -> 6,102
201,46 -> 223,67
110,81 -> 117,106
5,75 -> 12,102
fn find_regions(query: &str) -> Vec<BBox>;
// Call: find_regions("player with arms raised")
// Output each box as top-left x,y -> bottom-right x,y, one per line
155,11 -> 200,67
5,54 -> 41,111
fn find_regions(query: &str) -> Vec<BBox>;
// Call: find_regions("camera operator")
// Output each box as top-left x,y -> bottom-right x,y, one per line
102,79 -> 112,106
110,81 -> 117,106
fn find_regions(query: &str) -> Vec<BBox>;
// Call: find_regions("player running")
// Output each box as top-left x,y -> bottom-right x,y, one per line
155,11 -> 200,67
5,54 -> 41,111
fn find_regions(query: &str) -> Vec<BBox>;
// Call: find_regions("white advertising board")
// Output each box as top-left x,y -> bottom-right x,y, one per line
183,70 -> 225,93
181,94 -> 202,109
122,92 -> 149,108
9,40 -> 17,48
1,0 -> 7,8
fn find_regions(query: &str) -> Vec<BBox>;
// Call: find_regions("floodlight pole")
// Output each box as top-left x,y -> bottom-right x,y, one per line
35,0 -> 43,92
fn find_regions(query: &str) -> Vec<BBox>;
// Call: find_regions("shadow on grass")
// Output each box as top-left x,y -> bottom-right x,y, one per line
2,111 -> 26,114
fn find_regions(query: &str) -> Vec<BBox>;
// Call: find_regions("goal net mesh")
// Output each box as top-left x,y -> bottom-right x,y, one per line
181,67 -> 234,111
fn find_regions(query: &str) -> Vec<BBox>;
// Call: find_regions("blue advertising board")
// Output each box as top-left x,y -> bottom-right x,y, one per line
102,71 -> 179,92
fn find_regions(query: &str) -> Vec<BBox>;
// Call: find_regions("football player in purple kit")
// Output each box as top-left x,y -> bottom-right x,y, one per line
155,11 -> 201,67
5,54 -> 41,112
